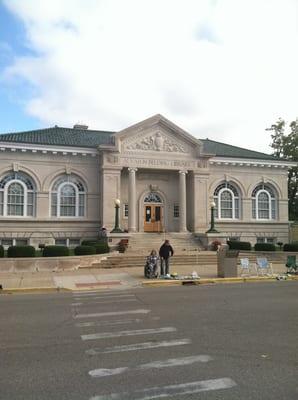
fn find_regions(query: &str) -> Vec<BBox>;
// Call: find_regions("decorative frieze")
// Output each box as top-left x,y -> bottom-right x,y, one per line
125,131 -> 188,153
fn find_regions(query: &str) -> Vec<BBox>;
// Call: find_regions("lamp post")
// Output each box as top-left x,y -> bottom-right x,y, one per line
111,198 -> 123,233
206,201 -> 219,233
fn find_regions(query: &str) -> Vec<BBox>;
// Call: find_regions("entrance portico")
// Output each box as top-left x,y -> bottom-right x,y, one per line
101,114 -> 211,233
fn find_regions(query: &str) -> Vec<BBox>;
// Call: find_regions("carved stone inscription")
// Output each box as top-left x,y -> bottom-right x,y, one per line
120,157 -> 197,169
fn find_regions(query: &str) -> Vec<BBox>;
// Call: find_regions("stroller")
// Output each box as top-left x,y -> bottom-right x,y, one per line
144,254 -> 158,279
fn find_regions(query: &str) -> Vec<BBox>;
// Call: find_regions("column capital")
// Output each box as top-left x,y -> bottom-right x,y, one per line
128,167 -> 138,173
178,170 -> 188,175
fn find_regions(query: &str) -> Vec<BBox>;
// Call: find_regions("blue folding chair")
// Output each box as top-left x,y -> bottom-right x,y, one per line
239,258 -> 253,276
256,257 -> 273,276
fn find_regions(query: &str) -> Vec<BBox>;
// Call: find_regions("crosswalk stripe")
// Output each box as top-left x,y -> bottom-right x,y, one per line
89,355 -> 213,377
89,378 -> 237,399
74,309 -> 151,319
76,318 -> 142,328
85,298 -> 139,304
85,338 -> 191,355
72,290 -> 132,296
74,299 -> 138,305
74,294 -> 135,301
81,327 -> 176,341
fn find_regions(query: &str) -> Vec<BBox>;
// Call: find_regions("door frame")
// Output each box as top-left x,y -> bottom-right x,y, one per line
144,203 -> 164,232
138,189 -> 168,232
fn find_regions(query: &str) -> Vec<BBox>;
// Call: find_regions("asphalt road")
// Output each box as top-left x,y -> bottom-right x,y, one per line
0,282 -> 297,400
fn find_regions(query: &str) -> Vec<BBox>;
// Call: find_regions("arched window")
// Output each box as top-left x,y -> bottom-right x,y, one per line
51,175 -> 86,217
252,184 -> 276,220
144,193 -> 162,203
0,172 -> 35,217
214,182 -> 240,219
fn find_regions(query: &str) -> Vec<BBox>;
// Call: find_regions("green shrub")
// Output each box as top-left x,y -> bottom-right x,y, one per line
43,246 -> 69,257
254,243 -> 276,251
94,243 -> 110,254
7,245 -> 35,258
283,243 -> 298,252
74,245 -> 96,256
227,241 -> 251,251
81,240 -> 106,246
0,245 -> 4,258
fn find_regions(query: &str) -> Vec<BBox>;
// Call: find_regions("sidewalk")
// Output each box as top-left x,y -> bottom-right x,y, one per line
0,262 -> 290,293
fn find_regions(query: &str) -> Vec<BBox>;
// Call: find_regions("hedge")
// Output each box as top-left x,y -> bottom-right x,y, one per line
43,246 -> 69,257
227,241 -> 251,251
74,245 -> 96,256
0,245 -> 4,258
283,243 -> 298,252
94,243 -> 110,254
81,240 -> 106,246
7,245 -> 35,258
254,243 -> 276,251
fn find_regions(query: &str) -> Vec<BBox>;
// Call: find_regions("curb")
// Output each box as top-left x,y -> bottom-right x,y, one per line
142,276 -> 298,287
0,287 -> 71,294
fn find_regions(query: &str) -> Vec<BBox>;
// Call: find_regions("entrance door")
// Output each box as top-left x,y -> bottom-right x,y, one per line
144,204 -> 163,232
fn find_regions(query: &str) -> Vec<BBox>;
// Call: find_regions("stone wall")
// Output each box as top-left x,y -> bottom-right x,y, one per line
0,253 -> 109,273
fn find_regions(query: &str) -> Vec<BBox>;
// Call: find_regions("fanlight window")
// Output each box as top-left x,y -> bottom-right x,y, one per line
214,182 -> 240,219
144,193 -> 162,203
51,175 -> 85,217
0,172 -> 35,217
252,184 -> 276,220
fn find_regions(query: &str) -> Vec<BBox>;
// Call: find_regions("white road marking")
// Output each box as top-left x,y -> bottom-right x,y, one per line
71,303 -> 83,306
86,338 -> 191,355
89,378 -> 237,399
76,318 -> 142,328
74,294 -> 135,301
75,309 -> 151,319
82,299 -> 138,304
81,327 -> 176,341
89,355 -> 212,377
73,290 -> 131,296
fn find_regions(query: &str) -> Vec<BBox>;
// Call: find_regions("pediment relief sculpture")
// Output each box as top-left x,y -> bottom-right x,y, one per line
125,132 -> 187,153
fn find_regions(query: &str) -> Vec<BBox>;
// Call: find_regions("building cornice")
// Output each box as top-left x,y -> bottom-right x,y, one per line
209,156 -> 296,169
0,142 -> 98,157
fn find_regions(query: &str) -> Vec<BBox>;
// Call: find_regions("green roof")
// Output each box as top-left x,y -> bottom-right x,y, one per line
0,126 -> 115,148
201,138 -> 277,161
0,126 -> 277,160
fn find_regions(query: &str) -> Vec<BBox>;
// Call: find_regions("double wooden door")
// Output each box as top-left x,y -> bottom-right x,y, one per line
144,204 -> 163,232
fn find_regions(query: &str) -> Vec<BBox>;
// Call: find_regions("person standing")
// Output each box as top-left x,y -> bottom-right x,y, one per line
159,239 -> 174,276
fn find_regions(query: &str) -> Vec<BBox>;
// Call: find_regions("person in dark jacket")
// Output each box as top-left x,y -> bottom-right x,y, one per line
159,239 -> 174,276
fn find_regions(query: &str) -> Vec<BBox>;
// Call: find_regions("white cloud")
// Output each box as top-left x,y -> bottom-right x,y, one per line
3,0 -> 298,152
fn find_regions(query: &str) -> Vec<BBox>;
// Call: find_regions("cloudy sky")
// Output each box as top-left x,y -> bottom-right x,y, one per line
0,0 -> 297,153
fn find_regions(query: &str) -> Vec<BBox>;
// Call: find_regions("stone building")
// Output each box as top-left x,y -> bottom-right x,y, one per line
0,114 -> 294,248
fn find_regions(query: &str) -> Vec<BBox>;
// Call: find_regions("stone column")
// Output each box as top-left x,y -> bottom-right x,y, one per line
179,170 -> 188,232
128,168 -> 137,232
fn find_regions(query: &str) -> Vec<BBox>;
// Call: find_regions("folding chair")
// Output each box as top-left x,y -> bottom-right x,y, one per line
256,257 -> 273,276
239,258 -> 252,276
285,255 -> 298,274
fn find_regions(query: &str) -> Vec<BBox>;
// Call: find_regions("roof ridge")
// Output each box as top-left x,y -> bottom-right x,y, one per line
0,126 -> 115,136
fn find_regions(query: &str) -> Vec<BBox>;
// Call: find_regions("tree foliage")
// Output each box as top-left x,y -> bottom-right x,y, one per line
267,118 -> 298,221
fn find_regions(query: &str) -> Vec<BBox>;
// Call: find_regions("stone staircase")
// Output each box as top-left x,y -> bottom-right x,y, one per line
126,232 -> 204,255
93,252 -> 217,269
91,232 -> 217,269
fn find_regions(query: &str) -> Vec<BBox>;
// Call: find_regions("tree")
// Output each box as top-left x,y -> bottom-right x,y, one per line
266,118 -> 298,221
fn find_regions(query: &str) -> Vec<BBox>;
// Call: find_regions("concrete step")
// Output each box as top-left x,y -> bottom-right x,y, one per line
91,252 -> 217,268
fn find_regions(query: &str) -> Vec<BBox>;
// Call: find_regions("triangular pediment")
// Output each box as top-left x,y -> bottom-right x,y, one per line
114,114 -> 203,156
